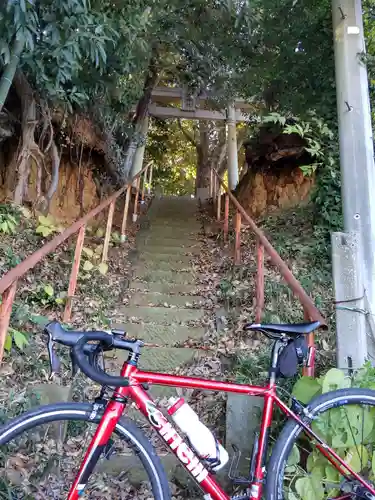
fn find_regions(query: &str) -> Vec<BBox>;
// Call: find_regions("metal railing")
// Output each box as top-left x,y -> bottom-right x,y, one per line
210,168 -> 326,376
0,164 -> 153,361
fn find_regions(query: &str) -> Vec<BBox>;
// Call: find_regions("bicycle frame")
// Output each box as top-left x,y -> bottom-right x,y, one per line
68,345 -> 375,500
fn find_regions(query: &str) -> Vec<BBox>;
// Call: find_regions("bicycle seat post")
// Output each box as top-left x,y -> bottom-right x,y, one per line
269,338 -> 286,384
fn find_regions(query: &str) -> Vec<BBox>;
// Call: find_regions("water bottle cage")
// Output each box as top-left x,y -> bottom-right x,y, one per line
201,440 -> 221,471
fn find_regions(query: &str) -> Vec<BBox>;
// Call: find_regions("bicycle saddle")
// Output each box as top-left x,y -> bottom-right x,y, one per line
244,321 -> 320,338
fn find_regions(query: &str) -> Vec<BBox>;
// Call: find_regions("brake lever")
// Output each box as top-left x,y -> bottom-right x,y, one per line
47,334 -> 61,377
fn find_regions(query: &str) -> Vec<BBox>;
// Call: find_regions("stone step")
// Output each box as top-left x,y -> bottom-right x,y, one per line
136,252 -> 193,264
96,453 -> 178,481
136,243 -> 201,255
141,217 -> 200,225
134,261 -> 192,272
130,280 -> 199,295
114,346 -> 201,371
135,257 -> 193,270
128,292 -> 205,307
136,238 -> 200,250
147,214 -> 198,220
139,237 -> 199,248
111,321 -> 205,344
134,269 -> 196,285
97,451 -> 203,493
138,232 -> 198,242
119,305 -> 206,324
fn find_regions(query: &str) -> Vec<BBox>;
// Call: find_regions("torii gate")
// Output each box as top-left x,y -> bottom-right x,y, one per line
130,86 -> 254,192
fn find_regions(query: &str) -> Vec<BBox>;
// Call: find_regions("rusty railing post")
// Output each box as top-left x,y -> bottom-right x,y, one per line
64,225 -> 85,323
121,185 -> 131,243
234,211 -> 241,264
217,186 -> 221,221
133,176 -> 141,222
255,240 -> 265,323
102,200 -> 115,263
303,307 -> 315,377
0,281 -> 17,361
147,164 -> 153,195
223,193 -> 229,241
213,175 -> 218,213
141,164 -> 149,203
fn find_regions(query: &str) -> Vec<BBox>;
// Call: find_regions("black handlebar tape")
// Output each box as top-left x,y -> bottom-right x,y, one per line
72,334 -> 130,387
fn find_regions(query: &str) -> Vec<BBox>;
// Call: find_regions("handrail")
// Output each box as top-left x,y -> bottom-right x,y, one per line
210,167 -> 326,376
0,164 -> 151,360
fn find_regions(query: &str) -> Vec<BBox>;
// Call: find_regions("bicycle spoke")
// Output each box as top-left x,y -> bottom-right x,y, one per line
0,417 -> 157,499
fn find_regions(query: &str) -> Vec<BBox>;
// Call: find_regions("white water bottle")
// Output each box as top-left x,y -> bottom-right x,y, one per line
168,397 -> 229,471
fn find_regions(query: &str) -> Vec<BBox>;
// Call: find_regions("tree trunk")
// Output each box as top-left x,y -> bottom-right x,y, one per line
0,37 -> 25,113
195,122 -> 210,190
122,50 -> 159,179
12,71 -> 42,205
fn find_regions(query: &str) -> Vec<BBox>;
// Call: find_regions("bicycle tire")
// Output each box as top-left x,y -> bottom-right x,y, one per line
0,402 -> 171,499
266,388 -> 375,500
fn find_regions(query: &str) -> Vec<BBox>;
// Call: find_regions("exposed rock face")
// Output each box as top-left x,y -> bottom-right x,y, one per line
28,160 -> 100,222
235,127 -> 315,217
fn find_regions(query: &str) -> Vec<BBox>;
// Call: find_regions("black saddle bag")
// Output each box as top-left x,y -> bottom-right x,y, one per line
277,337 -> 309,378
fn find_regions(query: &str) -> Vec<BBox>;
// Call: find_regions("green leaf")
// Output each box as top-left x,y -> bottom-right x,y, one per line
321,368 -> 350,393
97,262 -> 108,275
83,260 -> 94,271
325,465 -> 339,483
295,476 -> 324,500
82,247 -> 94,257
292,376 -> 321,404
4,333 -> 12,352
38,215 -> 54,226
345,445 -> 368,473
44,284 -> 54,297
29,314 -> 49,327
287,444 -> 300,466
36,225 -> 53,237
12,329 -> 29,350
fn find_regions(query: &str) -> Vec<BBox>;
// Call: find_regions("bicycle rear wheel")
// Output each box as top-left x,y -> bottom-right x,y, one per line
0,402 -> 171,499
266,388 -> 375,500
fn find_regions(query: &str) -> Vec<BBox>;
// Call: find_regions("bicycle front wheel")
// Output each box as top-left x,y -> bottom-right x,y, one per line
266,388 -> 375,500
0,402 -> 170,499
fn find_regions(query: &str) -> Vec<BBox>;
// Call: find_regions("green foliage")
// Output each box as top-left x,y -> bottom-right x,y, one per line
2,248 -> 21,269
0,0 -> 151,107
147,119 -> 197,195
0,205 -> 20,234
286,363 -> 375,500
28,283 -> 67,307
81,245 -> 108,275
260,110 -> 343,238
4,327 -> 29,353
35,215 -> 63,237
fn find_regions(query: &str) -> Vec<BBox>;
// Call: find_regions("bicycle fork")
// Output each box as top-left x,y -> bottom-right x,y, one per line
67,391 -> 128,499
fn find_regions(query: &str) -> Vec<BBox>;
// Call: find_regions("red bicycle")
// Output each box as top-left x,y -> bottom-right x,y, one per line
1,320 -> 375,500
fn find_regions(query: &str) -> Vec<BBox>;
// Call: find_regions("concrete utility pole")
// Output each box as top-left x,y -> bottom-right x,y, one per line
227,104 -> 239,190
332,0 -> 375,366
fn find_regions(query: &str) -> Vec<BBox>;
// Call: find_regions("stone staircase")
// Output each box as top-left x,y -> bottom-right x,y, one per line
112,196 -> 208,396
98,196 -> 212,490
